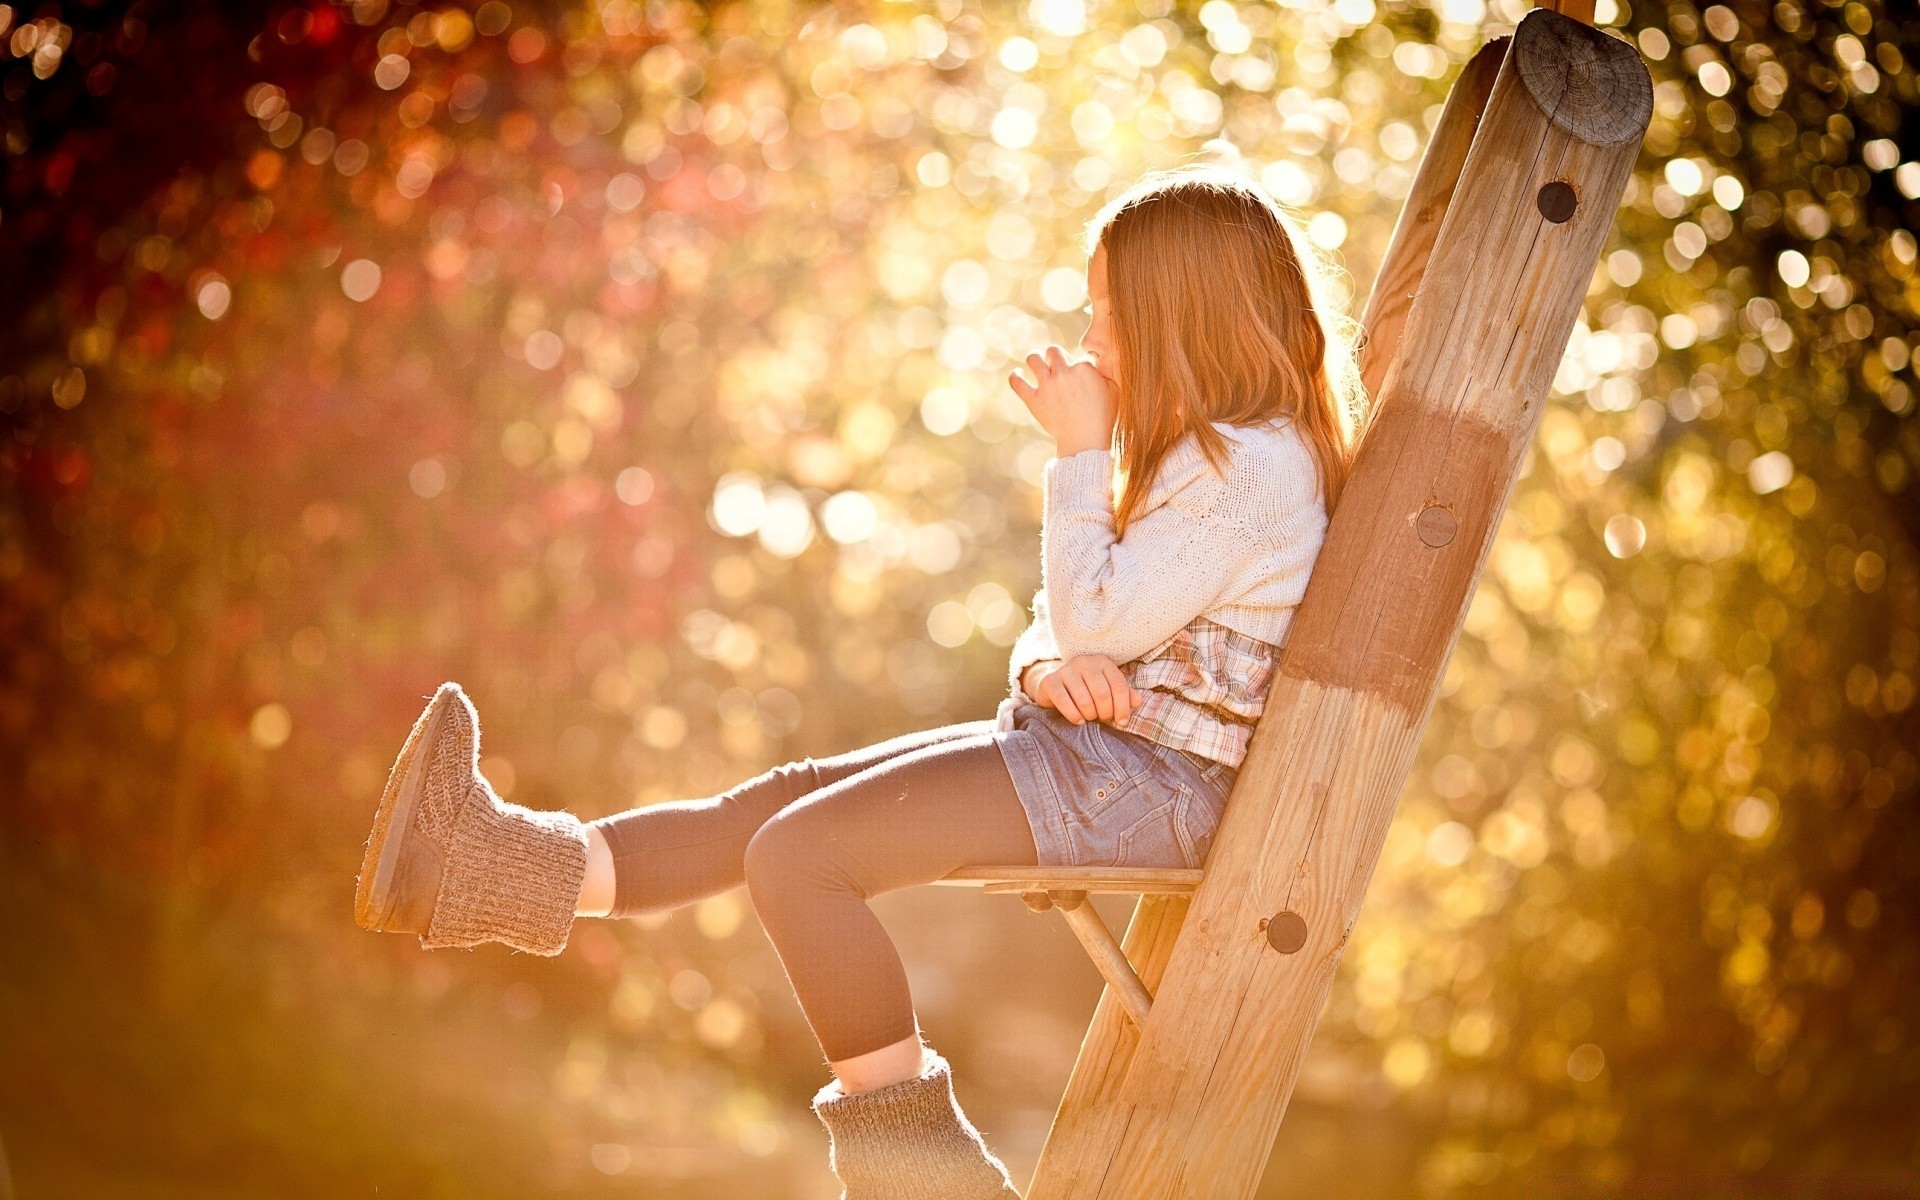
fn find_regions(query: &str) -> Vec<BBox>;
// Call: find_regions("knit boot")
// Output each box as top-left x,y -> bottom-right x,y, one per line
354,681 -> 588,956
811,1051 -> 1022,1200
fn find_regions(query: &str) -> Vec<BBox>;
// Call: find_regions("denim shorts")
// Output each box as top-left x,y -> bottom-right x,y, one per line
995,701 -> 1238,870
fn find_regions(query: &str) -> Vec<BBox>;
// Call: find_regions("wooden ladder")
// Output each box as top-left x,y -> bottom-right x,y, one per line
938,5 -> 1650,1195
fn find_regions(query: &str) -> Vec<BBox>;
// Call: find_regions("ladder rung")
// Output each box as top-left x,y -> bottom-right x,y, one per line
934,867 -> 1203,895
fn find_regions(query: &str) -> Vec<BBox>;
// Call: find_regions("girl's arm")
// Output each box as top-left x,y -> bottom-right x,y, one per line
1005,586 -> 1061,699
1040,445 -> 1270,665
1003,589 -> 1141,723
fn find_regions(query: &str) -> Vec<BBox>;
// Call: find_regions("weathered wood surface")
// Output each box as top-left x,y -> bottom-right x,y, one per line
935,866 -> 1202,895
1024,10 -> 1650,1198
1357,36 -> 1505,403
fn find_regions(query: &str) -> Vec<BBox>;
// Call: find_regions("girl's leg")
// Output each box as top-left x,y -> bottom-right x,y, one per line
358,685 -> 1024,1196
580,719 -> 999,918
738,732 -> 1037,1090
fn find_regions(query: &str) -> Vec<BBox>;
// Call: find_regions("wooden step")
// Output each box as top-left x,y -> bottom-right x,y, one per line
936,867 -> 1188,1027
934,867 -> 1204,896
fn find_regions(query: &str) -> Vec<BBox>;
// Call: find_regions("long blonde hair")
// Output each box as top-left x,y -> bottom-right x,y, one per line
1085,163 -> 1367,537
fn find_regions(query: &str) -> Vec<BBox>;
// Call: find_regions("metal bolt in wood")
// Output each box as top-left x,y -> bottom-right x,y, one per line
1263,911 -> 1309,954
1537,180 -> 1578,223
1415,505 -> 1457,547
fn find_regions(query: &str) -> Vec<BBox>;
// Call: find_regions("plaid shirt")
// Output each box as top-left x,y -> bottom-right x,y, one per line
1111,615 -> 1279,768
1005,614 -> 1280,769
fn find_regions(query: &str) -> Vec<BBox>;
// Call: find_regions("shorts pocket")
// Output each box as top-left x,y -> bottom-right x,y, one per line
1113,782 -> 1194,869
1179,782 -> 1229,868
1071,720 -> 1160,820
1151,748 -> 1231,868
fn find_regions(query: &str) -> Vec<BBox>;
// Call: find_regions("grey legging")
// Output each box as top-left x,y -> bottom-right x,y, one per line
588,719 -> 1038,1062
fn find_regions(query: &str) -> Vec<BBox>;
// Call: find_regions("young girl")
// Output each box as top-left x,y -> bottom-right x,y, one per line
353,163 -> 1362,1199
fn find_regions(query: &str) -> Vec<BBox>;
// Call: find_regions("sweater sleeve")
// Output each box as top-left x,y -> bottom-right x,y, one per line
1005,586 -> 1061,697
1040,445 -> 1265,666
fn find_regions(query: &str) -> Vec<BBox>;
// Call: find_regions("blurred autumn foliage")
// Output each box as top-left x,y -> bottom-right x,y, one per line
2,0 -> 1919,1195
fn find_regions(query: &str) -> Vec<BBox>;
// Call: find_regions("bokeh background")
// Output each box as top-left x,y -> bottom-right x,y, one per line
3,0 -> 1918,1194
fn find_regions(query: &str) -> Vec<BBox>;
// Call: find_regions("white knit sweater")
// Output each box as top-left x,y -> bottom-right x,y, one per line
997,414 -> 1330,726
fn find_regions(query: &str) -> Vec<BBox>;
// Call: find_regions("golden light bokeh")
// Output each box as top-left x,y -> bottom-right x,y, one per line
1,0 -> 1917,1194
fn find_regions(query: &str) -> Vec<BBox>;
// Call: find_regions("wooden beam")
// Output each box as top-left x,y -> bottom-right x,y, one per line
1023,33 -> 1509,1200
1025,11 -> 1650,1198
934,866 -> 1202,895
1357,37 -> 1506,407
1021,35 -> 1513,1200
1006,45 -> 1511,1171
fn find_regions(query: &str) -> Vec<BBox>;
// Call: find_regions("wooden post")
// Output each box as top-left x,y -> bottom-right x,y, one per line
1357,37 -> 1506,403
1023,10 -> 1649,1198
1022,35 -> 1511,1194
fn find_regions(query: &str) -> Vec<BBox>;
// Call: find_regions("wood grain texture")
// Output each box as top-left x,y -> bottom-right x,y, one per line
1283,12 -> 1648,703
1357,37 -> 1506,406
1515,16 -> 1651,145
935,867 -> 1203,894
1024,10 -> 1649,1198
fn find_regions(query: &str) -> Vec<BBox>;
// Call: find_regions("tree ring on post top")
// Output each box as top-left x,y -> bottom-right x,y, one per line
1415,505 -> 1457,547
1514,9 -> 1654,147
1264,910 -> 1308,954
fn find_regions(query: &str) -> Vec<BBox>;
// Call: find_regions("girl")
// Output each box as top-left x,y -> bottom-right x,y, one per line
353,163 -> 1363,1200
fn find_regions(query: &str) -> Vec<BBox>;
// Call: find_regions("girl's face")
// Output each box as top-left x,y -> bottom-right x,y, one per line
1079,242 -> 1119,390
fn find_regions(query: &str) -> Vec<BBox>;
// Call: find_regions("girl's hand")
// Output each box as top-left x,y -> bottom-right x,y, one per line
1024,654 -> 1144,725
1008,345 -> 1115,457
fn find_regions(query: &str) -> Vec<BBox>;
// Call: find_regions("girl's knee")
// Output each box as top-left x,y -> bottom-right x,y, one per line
743,812 -> 829,907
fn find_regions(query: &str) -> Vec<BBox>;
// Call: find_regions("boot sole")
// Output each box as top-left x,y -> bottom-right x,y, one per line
353,687 -> 455,931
